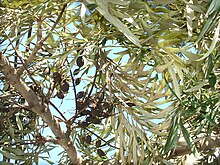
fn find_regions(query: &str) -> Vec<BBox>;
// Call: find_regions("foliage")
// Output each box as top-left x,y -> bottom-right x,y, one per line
0,0 -> 219,164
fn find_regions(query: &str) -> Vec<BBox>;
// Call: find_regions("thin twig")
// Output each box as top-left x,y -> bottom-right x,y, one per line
49,101 -> 67,121
83,125 -> 120,150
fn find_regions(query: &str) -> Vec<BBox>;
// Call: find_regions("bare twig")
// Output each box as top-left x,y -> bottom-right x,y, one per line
49,101 -> 67,121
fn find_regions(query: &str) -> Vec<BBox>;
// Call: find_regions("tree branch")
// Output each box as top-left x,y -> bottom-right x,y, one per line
168,137 -> 220,159
0,51 -> 81,164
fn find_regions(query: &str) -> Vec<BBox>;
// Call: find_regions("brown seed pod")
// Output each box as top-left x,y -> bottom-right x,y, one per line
85,135 -> 92,144
86,116 -> 93,122
78,120 -> 89,128
60,81 -> 69,92
81,110 -> 91,115
81,136 -> 86,142
73,68 -> 80,75
56,91 -> 64,99
76,56 -> 84,68
76,91 -> 86,99
53,72 -> 62,84
90,117 -> 101,124
43,67 -> 50,75
75,78 -> 81,86
95,140 -> 101,148
77,101 -> 87,111
97,149 -> 105,157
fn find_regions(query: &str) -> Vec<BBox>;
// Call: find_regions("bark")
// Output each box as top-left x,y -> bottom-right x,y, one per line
169,137 -> 220,158
0,51 -> 80,164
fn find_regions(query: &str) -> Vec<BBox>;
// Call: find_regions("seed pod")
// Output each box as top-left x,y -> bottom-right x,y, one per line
43,67 -> 50,75
86,116 -> 93,122
90,117 -> 101,124
76,91 -> 86,99
73,68 -> 80,75
53,72 -> 62,84
97,149 -> 105,157
81,110 -> 91,115
77,101 -> 87,111
95,140 -> 101,148
75,78 -> 81,86
78,120 -> 89,128
56,91 -> 64,99
85,135 -> 92,144
60,81 -> 69,92
76,56 -> 84,67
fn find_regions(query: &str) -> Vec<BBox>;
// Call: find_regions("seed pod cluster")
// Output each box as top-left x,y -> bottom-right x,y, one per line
73,56 -> 84,86
76,90 -> 114,128
52,72 -> 70,99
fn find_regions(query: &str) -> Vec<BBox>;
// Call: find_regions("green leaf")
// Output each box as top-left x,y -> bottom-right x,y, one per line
8,120 -> 14,139
179,120 -> 198,156
0,162 -> 14,165
164,115 -> 179,153
25,33 -> 36,46
86,3 -> 98,11
3,146 -> 25,156
206,0 -> 220,16
86,0 -> 141,47
16,115 -> 23,131
184,80 -> 208,93
208,72 -> 216,89
0,150 -> 25,160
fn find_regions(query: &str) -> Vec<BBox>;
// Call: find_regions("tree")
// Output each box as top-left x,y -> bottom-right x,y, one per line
0,0 -> 219,164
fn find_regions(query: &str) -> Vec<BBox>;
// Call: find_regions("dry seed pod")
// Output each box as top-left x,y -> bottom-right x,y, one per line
60,81 -> 69,92
43,67 -> 50,75
78,120 -> 89,128
76,56 -> 84,67
90,117 -> 101,124
97,149 -> 105,157
86,116 -> 93,122
85,135 -> 92,144
73,68 -> 80,75
81,110 -> 91,115
81,136 -> 86,142
53,72 -> 62,84
75,78 -> 81,86
76,91 -> 86,99
95,140 -> 101,148
56,91 -> 64,99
